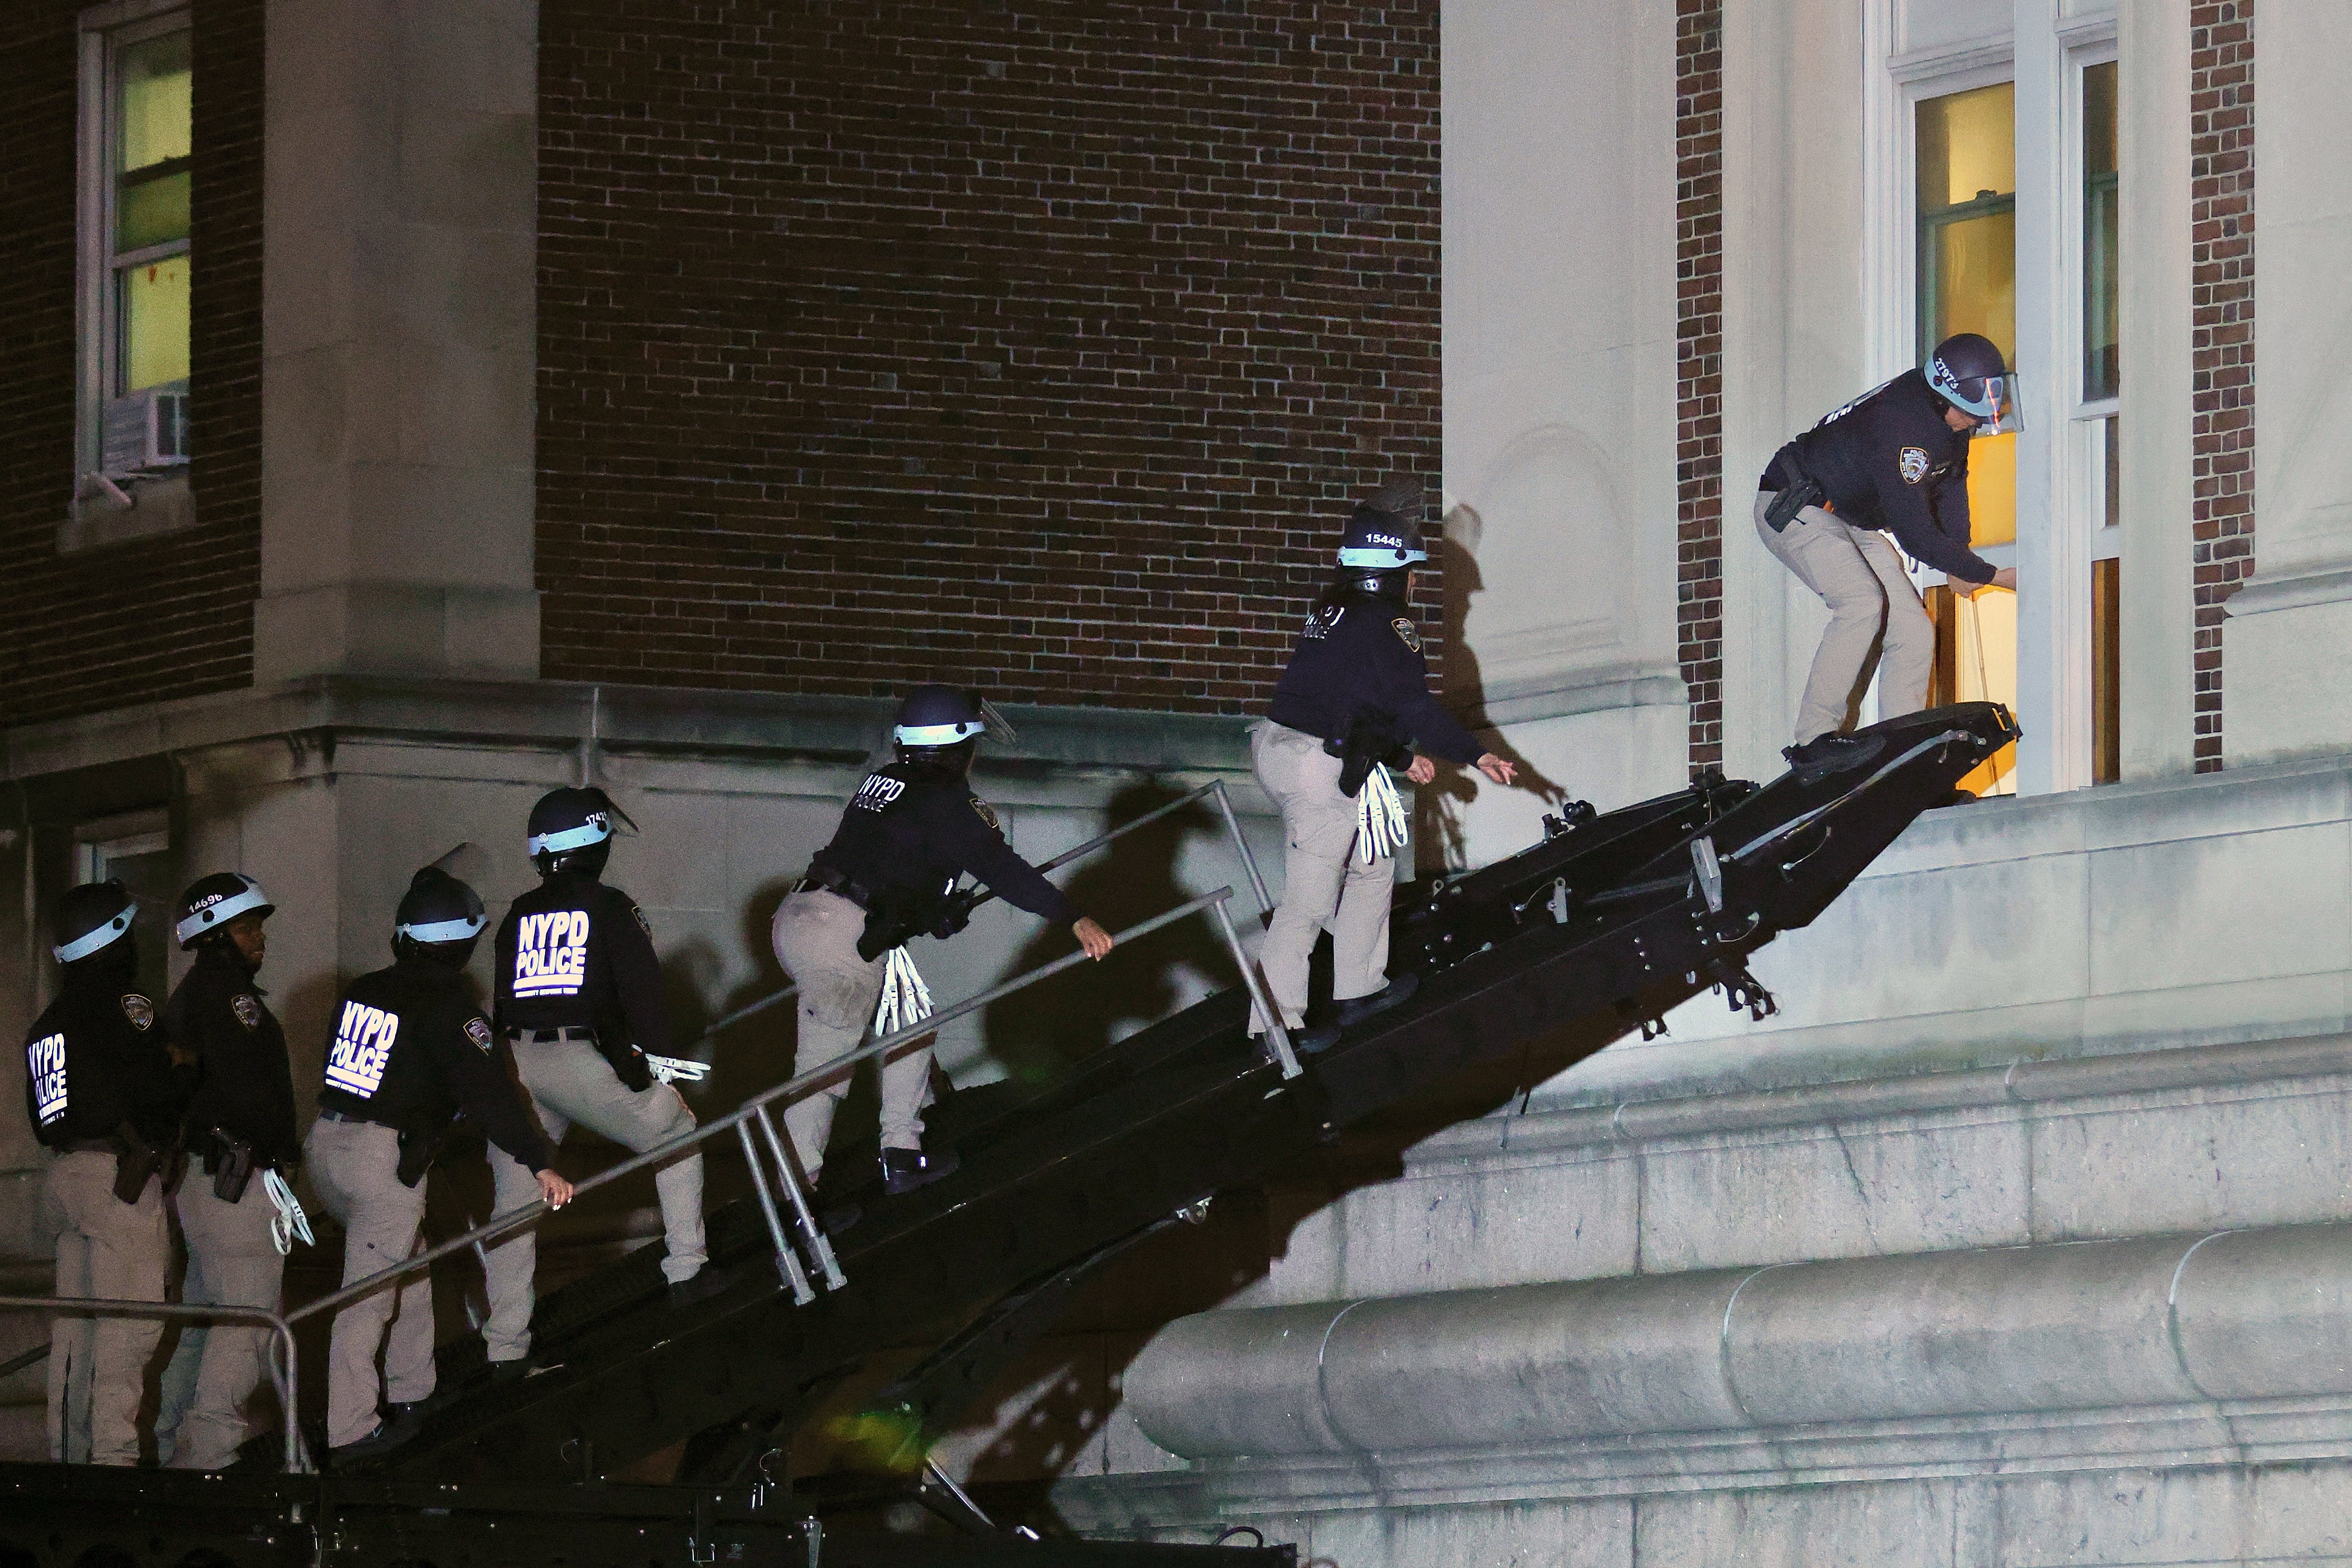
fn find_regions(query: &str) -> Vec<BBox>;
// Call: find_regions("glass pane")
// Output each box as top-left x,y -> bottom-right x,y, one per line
117,30 -> 192,174
117,168 -> 190,252
2103,414 -> 2120,531
120,254 -> 191,392
2083,60 -> 2120,400
1930,207 -> 2017,362
1918,82 -> 2016,212
1966,430 -> 2017,547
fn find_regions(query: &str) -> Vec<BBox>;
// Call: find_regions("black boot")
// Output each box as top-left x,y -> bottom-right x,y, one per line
667,1266 -> 733,1310
881,1146 -> 961,1197
1782,733 -> 1885,784
1295,971 -> 1421,1055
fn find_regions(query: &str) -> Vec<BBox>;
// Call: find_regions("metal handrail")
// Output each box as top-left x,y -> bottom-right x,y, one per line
675,777 -> 1273,1049
0,1295 -> 304,1473
286,882 -> 1298,1331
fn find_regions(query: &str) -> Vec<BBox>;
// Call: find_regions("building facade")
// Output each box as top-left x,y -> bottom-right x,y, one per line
8,1 -> 2352,1565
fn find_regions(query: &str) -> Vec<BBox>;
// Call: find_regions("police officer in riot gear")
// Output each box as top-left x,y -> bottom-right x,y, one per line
1756,332 -> 2020,780
307,866 -> 572,1460
482,787 -> 712,1370
773,687 -> 1113,1196
155,872 -> 301,1471
21,881 -> 187,1466
1257,480 -> 1515,1053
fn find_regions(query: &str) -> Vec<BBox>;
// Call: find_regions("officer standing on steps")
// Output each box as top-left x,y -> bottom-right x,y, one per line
22,881 -> 189,1466
773,687 -> 1114,1200
1258,479 -> 1516,1054
307,866 -> 572,1461
156,873 -> 301,1471
482,786 -> 714,1375
1756,332 -> 2020,782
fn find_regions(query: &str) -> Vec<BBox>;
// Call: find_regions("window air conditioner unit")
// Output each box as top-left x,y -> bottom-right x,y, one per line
102,387 -> 189,475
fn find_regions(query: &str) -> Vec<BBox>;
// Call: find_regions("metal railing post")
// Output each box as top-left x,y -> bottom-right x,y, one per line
753,1103 -> 844,1290
1210,897 -> 1301,1080
736,1122 -> 816,1305
0,1296 -> 306,1474
1209,777 -> 1274,916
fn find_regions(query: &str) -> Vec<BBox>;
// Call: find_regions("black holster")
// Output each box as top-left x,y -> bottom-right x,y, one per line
108,1123 -> 184,1203
206,1129 -> 256,1204
395,1124 -> 446,1189
1763,477 -> 1826,533
1324,710 -> 1411,799
857,882 -> 959,962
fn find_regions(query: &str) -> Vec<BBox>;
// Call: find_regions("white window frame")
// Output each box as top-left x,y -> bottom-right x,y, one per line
72,0 -> 194,538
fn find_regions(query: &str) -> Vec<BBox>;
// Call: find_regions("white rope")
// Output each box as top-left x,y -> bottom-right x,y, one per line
1356,764 -> 1410,864
263,1169 -> 312,1256
873,945 -> 935,1034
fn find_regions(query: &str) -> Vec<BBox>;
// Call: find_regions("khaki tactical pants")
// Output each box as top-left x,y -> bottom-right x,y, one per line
1252,721 -> 1395,1031
482,1040 -> 705,1363
42,1148 -> 168,1466
771,887 -> 932,1176
305,1117 -> 434,1449
1754,489 -> 1935,745
157,1171 -> 284,1469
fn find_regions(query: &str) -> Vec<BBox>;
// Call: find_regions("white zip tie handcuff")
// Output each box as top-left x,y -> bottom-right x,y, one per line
1356,764 -> 1411,864
263,1168 -> 313,1256
874,945 -> 935,1034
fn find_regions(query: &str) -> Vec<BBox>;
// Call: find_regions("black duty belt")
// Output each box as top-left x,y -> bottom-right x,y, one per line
509,1026 -> 597,1045
797,864 -> 874,910
315,1106 -> 379,1125
53,1138 -> 116,1155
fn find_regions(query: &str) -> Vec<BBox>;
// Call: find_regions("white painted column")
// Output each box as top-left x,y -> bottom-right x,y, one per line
1438,0 -> 1684,864
2117,0 -> 2198,779
2011,0 -> 2075,795
253,0 -> 541,682
2226,0 -> 2352,763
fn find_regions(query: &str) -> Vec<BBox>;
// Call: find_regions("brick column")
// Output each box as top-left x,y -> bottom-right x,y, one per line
1676,1 -> 1726,773
2189,1 -> 2255,771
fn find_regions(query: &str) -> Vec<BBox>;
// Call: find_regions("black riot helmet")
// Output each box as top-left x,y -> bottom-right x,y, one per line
1925,333 -> 2018,434
393,866 -> 489,966
175,872 -> 275,950
54,880 -> 138,972
528,786 -> 635,878
1331,477 -> 1428,605
892,685 -> 991,776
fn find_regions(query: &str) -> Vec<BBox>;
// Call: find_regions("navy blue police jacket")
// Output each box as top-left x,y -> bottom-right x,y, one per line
23,968 -> 186,1151
318,954 -> 552,1175
1761,368 -> 1998,585
494,871 -> 670,1088
811,763 -> 1080,934
166,942 -> 301,1171
1264,593 -> 1483,764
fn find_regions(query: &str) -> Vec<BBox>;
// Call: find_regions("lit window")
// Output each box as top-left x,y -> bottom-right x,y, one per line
79,7 -> 192,493
1915,81 -> 2018,795
2082,57 -> 2121,782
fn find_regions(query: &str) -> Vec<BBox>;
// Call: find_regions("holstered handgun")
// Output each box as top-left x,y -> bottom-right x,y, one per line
394,1123 -> 446,1189
206,1128 -> 256,1204
1325,710 -> 1413,799
1763,475 -> 1827,533
108,1122 -> 183,1204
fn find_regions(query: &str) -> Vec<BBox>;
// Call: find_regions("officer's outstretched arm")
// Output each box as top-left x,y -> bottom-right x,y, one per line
435,1007 -> 559,1180
930,794 -> 1083,927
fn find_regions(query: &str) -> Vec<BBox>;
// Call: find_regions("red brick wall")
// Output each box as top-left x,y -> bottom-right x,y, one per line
535,1 -> 1443,715
2189,1 -> 2254,772
1674,0 -> 1725,772
0,0 -> 263,731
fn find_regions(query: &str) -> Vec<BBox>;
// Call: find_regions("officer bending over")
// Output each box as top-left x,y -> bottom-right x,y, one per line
307,866 -> 571,1460
774,687 -> 1112,1198
1258,480 -> 1514,1053
22,881 -> 189,1465
1756,332 -> 2019,780
483,786 -> 713,1371
155,873 -> 301,1471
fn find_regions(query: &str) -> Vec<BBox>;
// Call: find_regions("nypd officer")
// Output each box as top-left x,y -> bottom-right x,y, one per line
1756,332 -> 2020,779
307,866 -> 572,1460
482,786 -> 711,1373
21,881 -> 187,1466
155,872 -> 300,1470
774,687 -> 1113,1195
1257,480 -> 1515,1052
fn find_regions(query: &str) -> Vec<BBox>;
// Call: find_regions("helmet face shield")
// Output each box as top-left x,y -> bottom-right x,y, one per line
1965,372 -> 2024,437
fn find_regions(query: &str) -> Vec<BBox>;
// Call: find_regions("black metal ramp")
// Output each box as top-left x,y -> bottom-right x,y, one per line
362,704 -> 2016,1489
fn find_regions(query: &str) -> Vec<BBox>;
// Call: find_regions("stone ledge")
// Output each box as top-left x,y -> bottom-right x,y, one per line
1122,1222 -> 2352,1489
